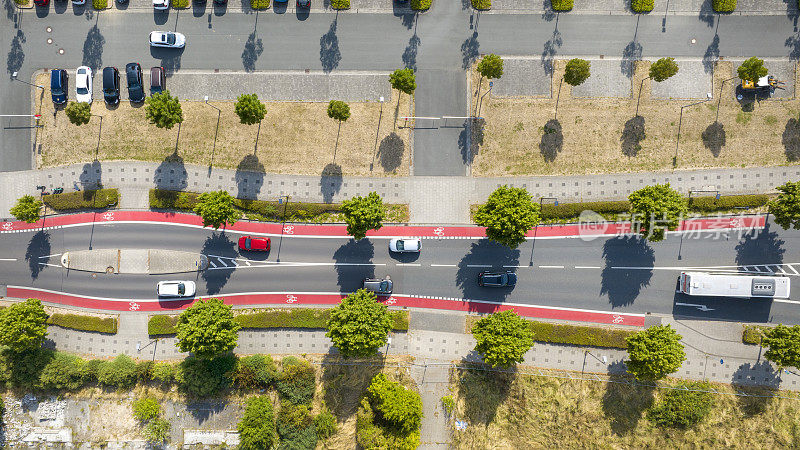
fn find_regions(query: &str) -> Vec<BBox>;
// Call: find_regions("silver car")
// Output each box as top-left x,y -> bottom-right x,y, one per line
156,280 -> 196,297
363,276 -> 393,295
389,238 -> 421,253
149,31 -> 186,49
75,66 -> 93,104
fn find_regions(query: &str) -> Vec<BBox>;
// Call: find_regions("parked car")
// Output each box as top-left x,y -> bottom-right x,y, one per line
75,66 -> 93,104
153,0 -> 169,9
125,63 -> 145,103
34,0 -> 49,7
363,276 -> 393,295
213,0 -> 227,4
238,236 -> 270,251
297,0 -> 310,7
156,280 -> 196,298
102,66 -> 120,105
388,238 -> 420,253
478,271 -> 517,287
149,31 -> 186,49
150,66 -> 165,95
50,69 -> 68,105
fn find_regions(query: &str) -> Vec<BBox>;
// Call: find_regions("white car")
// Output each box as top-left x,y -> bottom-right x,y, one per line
156,280 -> 196,298
389,238 -> 421,253
72,0 -> 86,4
75,66 -> 92,104
153,0 -> 169,9
149,31 -> 186,49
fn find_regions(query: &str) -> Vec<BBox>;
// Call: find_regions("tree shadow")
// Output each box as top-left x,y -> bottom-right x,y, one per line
332,239 -> 375,293
200,232 -> 237,295
620,41 -> 642,78
321,352 -> 384,421
79,160 -> 102,190
455,362 -> 514,425
456,240 -> 520,311
735,222 -> 785,266
151,46 -> 183,74
378,132 -> 404,173
541,0 -> 556,21
241,31 -> 263,72
600,235 -> 655,308
25,230 -> 51,280
458,118 -> 484,165
235,153 -> 265,200
698,0 -> 716,27
393,3 -> 416,29
785,34 -> 800,61
621,116 -> 645,157
402,33 -> 420,71
782,118 -> 800,161
732,360 -> 781,417
6,30 -> 24,75
541,29 -> 562,76
154,151 -> 188,191
461,32 -> 479,70
186,400 -> 227,424
539,119 -> 563,163
320,19 -> 341,73
601,375 -> 655,435
81,25 -> 105,72
701,121 -> 725,157
703,34 -> 719,74
320,163 -> 342,203
4,0 -> 16,21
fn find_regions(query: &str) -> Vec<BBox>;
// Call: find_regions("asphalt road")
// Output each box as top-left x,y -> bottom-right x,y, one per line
3,6 -> 800,172
1,221 -> 799,324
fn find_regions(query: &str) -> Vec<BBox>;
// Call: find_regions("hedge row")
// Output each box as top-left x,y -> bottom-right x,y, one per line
551,0 -> 573,11
43,189 -> 119,211
541,200 -> 630,220
92,0 -> 107,9
148,308 -> 410,336
251,0 -> 270,9
712,0 -> 736,12
742,325 -> 771,345
631,0 -> 653,12
410,0 -> 431,10
47,313 -> 118,334
472,0 -> 491,9
150,189 -> 340,220
330,0 -> 350,8
527,321 -> 634,348
172,0 -> 189,7
687,194 -> 769,212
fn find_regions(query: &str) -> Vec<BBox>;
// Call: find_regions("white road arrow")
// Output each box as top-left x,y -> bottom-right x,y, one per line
675,302 -> 715,312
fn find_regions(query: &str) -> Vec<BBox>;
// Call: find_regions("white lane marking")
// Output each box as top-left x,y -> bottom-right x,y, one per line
503,265 -> 528,268
431,264 -> 456,267
765,265 -> 775,273
466,264 -> 492,268
208,260 -> 217,268
575,266 -> 601,269
788,265 -> 800,275
0,258 -> 17,261
396,263 -> 421,267
539,265 -> 565,269
38,253 -> 62,259
38,263 -> 61,268
774,298 -> 800,305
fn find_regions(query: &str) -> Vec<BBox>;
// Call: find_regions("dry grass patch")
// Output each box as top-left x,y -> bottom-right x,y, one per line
449,368 -> 800,448
34,73 -> 412,176
472,61 -> 799,176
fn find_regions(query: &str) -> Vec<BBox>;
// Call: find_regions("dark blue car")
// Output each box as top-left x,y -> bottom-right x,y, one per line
478,271 -> 517,287
50,69 -> 68,105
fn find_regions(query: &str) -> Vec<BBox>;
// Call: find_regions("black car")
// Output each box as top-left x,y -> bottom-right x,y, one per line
102,67 -> 120,105
50,69 -> 68,105
150,66 -> 165,95
296,0 -> 310,7
213,0 -> 226,4
363,276 -> 393,295
125,63 -> 145,103
478,271 -> 517,287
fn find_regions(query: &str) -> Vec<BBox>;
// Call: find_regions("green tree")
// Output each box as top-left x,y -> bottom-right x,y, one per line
64,101 -> 91,126
769,181 -> 800,230
762,324 -> 800,369
367,373 -> 423,433
193,190 -> 240,230
0,298 -> 48,353
563,58 -> 591,87
341,192 -> 386,240
10,195 -> 42,223
625,325 -> 686,381
237,395 -> 277,450
145,90 -> 184,129
474,186 -> 540,249
234,93 -> 267,125
389,68 -> 417,97
327,100 -> 351,123
471,310 -> 534,368
649,57 -> 680,82
628,183 -> 688,242
175,299 -> 241,359
737,57 -> 768,84
476,53 -> 504,80
326,290 -> 392,358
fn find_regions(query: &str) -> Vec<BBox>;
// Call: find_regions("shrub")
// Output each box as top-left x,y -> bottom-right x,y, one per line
136,361 -> 154,382
356,398 -> 420,450
235,355 -> 278,389
92,0 -> 107,9
144,417 -> 171,444
314,405 -> 338,440
152,362 -> 176,384
277,401 -> 317,448
250,0 -> 269,9
238,396 -> 277,450
132,397 -> 161,423
410,0 -> 430,10
2,347 -> 54,388
148,315 -> 179,335
38,352 -> 86,391
277,357 -> 316,405
647,382 -> 714,428
471,0 -> 490,9
82,358 -> 103,382
149,189 -> 200,210
367,373 -> 423,434
441,395 -> 455,415
43,189 -> 118,211
526,321 -> 634,348
97,354 -> 138,389
47,313 -> 117,334
176,354 -> 237,397
550,0 -> 572,11
235,308 -> 409,331
330,0 -> 349,8
631,0 -> 652,12
172,0 -> 188,6
742,325 -> 767,344
712,0 -> 736,12
540,200 -> 630,220
688,194 -> 769,213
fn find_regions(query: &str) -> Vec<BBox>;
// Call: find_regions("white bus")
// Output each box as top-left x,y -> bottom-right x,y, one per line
678,271 -> 791,299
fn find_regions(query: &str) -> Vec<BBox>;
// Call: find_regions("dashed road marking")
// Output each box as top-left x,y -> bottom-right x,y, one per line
575,266 -> 601,269
539,265 -> 565,269
396,263 -> 421,267
466,264 -> 492,268
430,264 -> 456,267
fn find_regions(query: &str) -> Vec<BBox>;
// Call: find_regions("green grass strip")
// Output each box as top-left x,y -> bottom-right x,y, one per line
527,321 -> 634,349
47,313 -> 118,334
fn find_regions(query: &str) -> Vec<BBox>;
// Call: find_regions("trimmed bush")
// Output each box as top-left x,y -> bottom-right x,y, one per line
540,200 -> 630,220
277,401 -> 318,448
647,382 -> 714,428
712,0 -> 736,12
38,352 -> 86,391
743,325 -> 770,345
43,189 -> 118,211
47,313 -> 117,334
631,0 -> 652,12
176,354 -> 237,397
172,0 -> 188,6
472,0 -> 490,9
410,0 -> 431,10
152,362 -> 176,384
315,405 -> 338,440
132,397 -> 161,423
527,321 -> 634,349
251,0 -> 269,9
148,315 -> 179,335
550,0 -> 572,11
97,354 -> 138,389
235,354 -> 278,389
330,0 -> 350,8
92,0 -> 107,8
149,189 -> 200,210
277,357 -> 316,405
688,194 -> 769,213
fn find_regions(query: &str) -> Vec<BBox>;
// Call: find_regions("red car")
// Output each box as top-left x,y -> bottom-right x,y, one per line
238,236 -> 270,251
34,0 -> 49,6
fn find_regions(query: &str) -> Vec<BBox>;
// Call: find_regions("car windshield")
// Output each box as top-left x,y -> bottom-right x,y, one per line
245,238 -> 251,249
396,240 -> 405,250
177,283 -> 185,295
51,88 -> 63,95
77,87 -> 88,95
380,281 -> 389,291
167,34 -> 175,45
500,274 -> 508,284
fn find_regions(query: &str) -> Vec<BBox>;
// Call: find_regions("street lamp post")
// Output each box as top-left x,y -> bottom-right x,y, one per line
478,81 -> 493,117
371,96 -> 385,172
203,96 -> 222,172
11,72 -> 45,91
276,195 -> 290,263
92,114 -> 103,159
673,93 -> 712,169
635,76 -> 650,117
715,77 -> 738,123
530,197 -> 558,266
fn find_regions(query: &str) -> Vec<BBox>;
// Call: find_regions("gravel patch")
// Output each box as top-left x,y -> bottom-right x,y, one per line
571,58 -> 632,98
492,57 -> 551,98
650,59 -> 712,100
